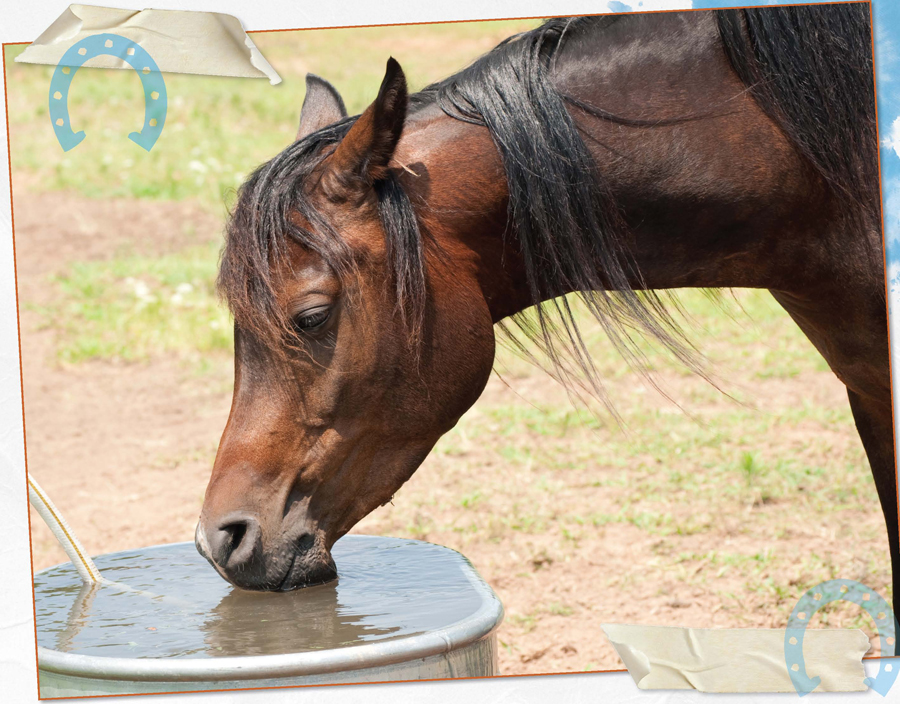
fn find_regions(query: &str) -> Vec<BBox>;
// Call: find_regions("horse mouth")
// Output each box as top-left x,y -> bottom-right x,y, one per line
276,555 -> 338,592
195,519 -> 338,591
275,555 -> 297,591
274,564 -> 337,592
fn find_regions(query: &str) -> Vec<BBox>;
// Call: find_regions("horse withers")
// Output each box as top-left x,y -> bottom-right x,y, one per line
196,5 -> 893,606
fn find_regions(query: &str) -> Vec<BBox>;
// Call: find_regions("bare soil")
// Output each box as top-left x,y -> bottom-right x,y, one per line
17,192 -> 232,569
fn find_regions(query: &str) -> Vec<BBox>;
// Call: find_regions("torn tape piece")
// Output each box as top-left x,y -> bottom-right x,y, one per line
602,624 -> 870,693
15,4 -> 281,84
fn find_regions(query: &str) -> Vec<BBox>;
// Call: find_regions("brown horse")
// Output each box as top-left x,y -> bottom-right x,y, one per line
196,5 -> 895,605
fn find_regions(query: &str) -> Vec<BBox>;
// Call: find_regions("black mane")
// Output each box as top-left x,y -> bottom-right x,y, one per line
220,5 -> 877,397
716,4 -> 878,222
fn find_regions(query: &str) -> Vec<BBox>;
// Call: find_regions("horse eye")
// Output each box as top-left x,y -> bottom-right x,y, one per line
293,308 -> 331,332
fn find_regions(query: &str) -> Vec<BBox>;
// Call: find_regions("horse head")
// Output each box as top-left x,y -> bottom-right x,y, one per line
195,60 -> 501,590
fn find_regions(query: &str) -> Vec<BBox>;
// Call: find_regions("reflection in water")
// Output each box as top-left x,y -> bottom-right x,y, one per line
55,582 -> 100,654
35,537 -> 482,659
202,578 -> 401,656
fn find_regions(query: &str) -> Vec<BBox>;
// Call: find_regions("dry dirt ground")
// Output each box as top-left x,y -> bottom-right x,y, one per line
17,191 -> 892,676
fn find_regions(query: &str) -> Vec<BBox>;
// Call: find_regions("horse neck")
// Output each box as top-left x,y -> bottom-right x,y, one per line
395,107 -> 533,322
547,11 -> 850,294
395,20 -> 849,323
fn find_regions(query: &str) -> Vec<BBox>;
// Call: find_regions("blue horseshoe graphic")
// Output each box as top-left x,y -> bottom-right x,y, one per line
49,33 -> 167,152
785,578 -> 897,696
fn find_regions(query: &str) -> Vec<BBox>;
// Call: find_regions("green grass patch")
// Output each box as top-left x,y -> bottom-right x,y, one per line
494,289 -> 830,384
36,241 -> 232,363
5,20 -> 539,207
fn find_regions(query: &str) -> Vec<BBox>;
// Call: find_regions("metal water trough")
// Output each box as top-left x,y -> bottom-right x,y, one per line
34,536 -> 504,698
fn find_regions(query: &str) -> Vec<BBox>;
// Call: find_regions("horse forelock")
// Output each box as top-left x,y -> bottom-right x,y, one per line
218,116 -> 430,354
218,120 -> 356,349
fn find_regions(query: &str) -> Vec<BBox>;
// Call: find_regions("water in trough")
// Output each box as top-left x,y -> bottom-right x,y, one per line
34,536 -> 484,659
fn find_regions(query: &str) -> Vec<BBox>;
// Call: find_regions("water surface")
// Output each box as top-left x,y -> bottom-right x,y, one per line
35,536 -> 483,659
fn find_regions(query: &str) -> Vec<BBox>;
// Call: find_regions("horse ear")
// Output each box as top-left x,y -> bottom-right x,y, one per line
326,58 -> 407,188
297,74 -> 347,140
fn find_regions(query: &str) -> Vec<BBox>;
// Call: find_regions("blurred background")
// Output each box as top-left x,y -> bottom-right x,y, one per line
5,17 -> 890,675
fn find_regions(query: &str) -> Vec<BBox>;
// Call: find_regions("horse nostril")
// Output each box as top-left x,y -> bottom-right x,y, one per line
228,521 -> 247,549
208,514 -> 261,570
297,533 -> 314,553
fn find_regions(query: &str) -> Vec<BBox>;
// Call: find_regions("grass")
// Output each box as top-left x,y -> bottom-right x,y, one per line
4,20 -> 539,209
31,241 -> 231,363
6,18 -> 537,366
495,289 -> 831,384
428,294 -> 866,517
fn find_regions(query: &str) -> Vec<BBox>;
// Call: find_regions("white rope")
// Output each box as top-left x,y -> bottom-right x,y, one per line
28,475 -> 104,585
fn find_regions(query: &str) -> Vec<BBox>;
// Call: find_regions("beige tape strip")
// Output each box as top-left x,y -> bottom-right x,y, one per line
602,623 -> 871,693
14,4 -> 281,84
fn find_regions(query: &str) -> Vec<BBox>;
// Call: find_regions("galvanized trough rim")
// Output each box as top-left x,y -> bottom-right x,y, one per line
36,536 -> 504,682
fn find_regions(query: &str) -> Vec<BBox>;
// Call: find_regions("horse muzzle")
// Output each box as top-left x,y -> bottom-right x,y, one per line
195,514 -> 337,591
